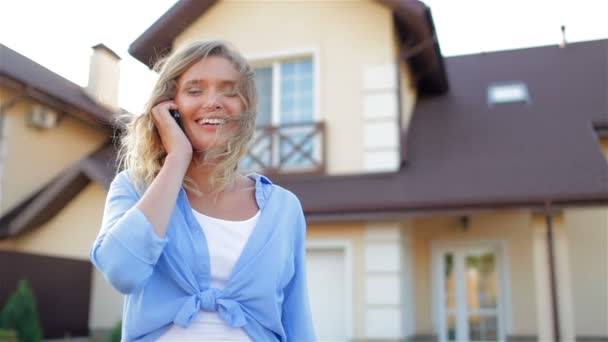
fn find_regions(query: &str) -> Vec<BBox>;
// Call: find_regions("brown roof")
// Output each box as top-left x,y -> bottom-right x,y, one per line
272,39 -> 608,220
128,0 -> 448,95
0,43 -> 115,126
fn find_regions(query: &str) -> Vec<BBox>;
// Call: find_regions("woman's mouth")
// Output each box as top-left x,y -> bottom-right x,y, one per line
195,117 -> 227,126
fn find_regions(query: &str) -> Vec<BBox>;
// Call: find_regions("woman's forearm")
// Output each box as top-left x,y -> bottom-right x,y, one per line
136,153 -> 191,238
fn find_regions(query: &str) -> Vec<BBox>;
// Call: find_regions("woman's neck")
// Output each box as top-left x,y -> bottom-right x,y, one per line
184,155 -> 243,195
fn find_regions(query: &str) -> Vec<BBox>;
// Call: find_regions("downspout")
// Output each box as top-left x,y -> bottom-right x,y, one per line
544,201 -> 561,342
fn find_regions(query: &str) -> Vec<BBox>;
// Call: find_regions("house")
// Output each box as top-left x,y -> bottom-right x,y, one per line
1,0 -> 607,341
127,1 -> 608,341
0,43 -> 123,338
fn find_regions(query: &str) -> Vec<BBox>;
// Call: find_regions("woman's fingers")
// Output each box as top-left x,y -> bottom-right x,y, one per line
152,101 -> 177,125
150,101 -> 192,161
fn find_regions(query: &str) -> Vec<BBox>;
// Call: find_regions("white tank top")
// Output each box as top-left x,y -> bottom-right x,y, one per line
157,208 -> 260,341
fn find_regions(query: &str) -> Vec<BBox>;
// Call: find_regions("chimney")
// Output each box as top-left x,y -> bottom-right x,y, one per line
559,25 -> 567,48
86,43 -> 121,111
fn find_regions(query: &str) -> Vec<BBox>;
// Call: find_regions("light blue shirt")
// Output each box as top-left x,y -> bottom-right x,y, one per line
90,170 -> 316,342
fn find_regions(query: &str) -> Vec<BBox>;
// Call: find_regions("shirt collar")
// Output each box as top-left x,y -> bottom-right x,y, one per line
245,173 -> 273,210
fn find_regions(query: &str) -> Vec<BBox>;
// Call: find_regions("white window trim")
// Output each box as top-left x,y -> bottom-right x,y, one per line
431,239 -> 513,342
306,239 -> 353,340
246,47 -> 320,124
402,232 -> 416,338
247,48 -> 322,172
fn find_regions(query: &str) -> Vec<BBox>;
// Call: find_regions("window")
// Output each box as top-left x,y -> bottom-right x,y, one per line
240,56 -> 321,172
487,81 -> 530,106
598,136 -> 608,161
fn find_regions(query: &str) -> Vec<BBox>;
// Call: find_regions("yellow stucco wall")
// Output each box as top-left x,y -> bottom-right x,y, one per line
173,0 -> 414,175
410,210 -> 538,336
563,207 -> 608,336
600,137 -> 608,160
400,60 -> 418,135
307,221 -> 366,338
6,181 -> 105,259
0,94 -> 109,214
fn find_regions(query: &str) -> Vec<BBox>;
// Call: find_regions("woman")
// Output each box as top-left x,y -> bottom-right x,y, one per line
90,40 -> 316,342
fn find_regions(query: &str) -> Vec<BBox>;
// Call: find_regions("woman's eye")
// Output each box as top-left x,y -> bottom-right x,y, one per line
186,88 -> 202,95
223,89 -> 238,97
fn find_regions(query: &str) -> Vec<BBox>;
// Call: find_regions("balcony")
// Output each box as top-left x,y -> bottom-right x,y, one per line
239,121 -> 326,176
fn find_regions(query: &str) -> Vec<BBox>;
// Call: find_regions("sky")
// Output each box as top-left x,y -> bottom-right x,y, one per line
1,0 -> 608,114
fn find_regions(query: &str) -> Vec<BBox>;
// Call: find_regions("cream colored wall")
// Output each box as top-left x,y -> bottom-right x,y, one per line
0,87 -> 17,212
174,0 -> 400,175
308,222 -> 366,338
6,181 -> 104,259
563,207 -> 608,336
410,210 -> 538,336
89,267 -> 123,330
400,61 -> 418,135
1,98 -> 108,214
531,212 -> 576,341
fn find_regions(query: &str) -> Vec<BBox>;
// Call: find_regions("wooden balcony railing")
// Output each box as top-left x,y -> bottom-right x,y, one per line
239,121 -> 326,175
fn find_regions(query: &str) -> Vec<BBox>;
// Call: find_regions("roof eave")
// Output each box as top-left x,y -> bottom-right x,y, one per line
381,0 -> 449,95
129,0 -> 218,69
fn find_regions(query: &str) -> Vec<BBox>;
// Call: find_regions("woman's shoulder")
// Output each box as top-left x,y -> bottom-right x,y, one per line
245,172 -> 302,209
112,169 -> 134,187
110,169 -> 145,197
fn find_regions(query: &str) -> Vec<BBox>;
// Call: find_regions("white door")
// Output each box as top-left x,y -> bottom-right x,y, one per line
306,248 -> 347,342
435,245 -> 505,342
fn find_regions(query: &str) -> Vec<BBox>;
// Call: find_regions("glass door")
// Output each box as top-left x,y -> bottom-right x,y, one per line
437,246 -> 504,342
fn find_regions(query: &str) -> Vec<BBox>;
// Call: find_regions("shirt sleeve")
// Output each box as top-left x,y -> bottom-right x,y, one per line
281,198 -> 317,341
90,171 -> 169,294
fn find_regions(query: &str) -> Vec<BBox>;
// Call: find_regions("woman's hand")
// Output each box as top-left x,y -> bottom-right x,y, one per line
130,101 -> 192,240
151,101 -> 193,165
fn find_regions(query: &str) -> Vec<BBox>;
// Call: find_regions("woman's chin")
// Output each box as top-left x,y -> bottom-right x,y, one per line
191,139 -> 222,152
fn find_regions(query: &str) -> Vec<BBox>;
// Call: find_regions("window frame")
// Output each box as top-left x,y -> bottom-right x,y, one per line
244,48 -> 322,172
247,47 -> 320,126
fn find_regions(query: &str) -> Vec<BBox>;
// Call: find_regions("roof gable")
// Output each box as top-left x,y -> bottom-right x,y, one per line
128,0 -> 448,95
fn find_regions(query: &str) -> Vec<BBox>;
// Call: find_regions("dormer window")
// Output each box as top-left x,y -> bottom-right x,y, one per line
594,124 -> 608,161
487,81 -> 530,106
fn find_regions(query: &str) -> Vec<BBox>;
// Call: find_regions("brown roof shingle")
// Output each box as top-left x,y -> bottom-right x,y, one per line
0,43 -> 115,126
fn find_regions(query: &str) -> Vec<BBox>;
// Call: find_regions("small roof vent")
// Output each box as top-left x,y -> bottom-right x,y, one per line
487,81 -> 530,106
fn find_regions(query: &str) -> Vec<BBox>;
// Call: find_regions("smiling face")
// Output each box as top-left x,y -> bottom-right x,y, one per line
175,55 -> 246,153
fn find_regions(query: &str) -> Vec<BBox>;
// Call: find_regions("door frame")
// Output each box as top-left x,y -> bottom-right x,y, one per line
431,240 -> 512,342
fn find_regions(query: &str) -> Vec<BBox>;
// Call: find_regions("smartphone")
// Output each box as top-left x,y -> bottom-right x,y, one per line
169,109 -> 186,133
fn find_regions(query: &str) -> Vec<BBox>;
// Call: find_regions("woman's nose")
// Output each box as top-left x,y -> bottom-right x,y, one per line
203,91 -> 223,110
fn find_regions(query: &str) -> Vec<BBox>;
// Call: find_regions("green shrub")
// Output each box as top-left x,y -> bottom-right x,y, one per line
0,279 -> 43,342
108,320 -> 121,342
0,329 -> 18,342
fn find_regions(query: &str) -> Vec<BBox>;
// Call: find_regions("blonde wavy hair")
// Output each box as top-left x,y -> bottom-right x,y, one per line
115,40 -> 257,202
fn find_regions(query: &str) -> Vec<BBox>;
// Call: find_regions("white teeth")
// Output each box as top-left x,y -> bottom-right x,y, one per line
196,118 -> 226,125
